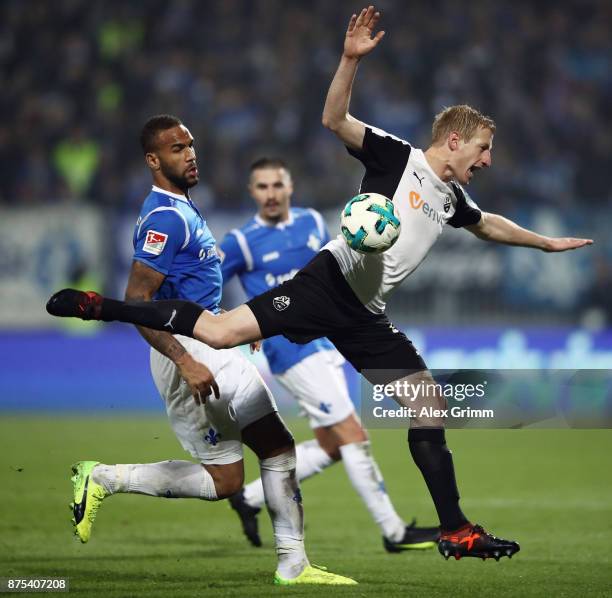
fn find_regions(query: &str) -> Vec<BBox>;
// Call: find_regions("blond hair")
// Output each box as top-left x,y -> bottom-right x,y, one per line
431,105 -> 496,144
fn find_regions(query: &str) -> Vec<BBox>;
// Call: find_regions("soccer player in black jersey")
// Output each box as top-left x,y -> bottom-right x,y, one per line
48,6 -> 592,561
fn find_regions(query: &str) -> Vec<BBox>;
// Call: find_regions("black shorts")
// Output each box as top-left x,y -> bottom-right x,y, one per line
246,250 -> 427,383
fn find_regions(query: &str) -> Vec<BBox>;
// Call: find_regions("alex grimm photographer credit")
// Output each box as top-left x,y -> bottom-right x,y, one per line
1,1 -> 611,597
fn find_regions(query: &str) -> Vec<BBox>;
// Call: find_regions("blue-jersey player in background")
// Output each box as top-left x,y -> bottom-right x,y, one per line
220,158 -> 439,552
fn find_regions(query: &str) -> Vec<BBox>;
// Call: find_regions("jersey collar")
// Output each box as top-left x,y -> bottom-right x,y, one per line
152,185 -> 190,203
413,149 -> 453,195
255,211 -> 294,229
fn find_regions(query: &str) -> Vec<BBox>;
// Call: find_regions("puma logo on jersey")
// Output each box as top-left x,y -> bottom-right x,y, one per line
413,171 -> 425,187
164,309 -> 177,330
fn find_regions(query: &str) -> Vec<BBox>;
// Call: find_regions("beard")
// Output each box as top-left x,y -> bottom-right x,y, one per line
161,164 -> 198,192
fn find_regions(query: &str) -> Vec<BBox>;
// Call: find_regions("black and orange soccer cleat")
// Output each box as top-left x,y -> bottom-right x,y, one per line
438,523 -> 520,561
46,289 -> 104,320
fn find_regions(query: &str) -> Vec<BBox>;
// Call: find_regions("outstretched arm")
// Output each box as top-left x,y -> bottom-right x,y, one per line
126,260 -> 219,402
466,212 -> 593,252
322,5 -> 385,150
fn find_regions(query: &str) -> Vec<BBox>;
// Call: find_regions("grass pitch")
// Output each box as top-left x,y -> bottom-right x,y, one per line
0,416 -> 610,597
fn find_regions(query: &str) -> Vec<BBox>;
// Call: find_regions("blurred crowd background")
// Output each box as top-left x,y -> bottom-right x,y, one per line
2,0 -> 611,209
0,0 -> 610,338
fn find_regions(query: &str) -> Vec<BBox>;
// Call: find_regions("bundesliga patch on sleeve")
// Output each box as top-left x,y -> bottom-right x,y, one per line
142,230 -> 168,255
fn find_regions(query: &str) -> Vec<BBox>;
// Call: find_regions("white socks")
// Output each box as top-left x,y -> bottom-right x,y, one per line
92,460 -> 218,500
339,441 -> 406,542
243,439 -> 334,509
92,455 -> 308,578
243,438 -> 406,542
259,450 -> 308,580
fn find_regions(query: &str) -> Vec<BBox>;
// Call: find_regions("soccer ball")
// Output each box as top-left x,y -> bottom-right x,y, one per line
341,193 -> 401,254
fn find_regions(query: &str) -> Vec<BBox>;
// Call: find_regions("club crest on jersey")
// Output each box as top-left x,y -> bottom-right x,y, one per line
273,296 -> 291,311
143,230 -> 168,255
443,195 -> 452,213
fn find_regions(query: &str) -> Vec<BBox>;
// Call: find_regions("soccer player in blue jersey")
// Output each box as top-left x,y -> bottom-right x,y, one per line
61,115 -> 355,586
220,157 -> 438,551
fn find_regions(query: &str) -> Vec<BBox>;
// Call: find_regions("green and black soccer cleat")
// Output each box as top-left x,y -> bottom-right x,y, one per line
70,461 -> 108,543
274,564 -> 357,586
228,489 -> 262,547
438,523 -> 520,561
383,518 -> 440,552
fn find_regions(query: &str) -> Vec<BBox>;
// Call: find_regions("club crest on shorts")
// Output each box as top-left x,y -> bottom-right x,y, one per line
204,428 -> 221,446
273,295 -> 291,311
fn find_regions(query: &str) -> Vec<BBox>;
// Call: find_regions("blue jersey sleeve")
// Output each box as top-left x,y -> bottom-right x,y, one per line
133,209 -> 187,275
219,232 -> 247,283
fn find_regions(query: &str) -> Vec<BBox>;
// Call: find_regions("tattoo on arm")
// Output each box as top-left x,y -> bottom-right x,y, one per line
125,261 -> 188,363
133,304 -> 188,362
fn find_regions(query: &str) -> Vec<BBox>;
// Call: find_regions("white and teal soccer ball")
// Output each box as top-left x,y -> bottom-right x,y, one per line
341,193 -> 401,254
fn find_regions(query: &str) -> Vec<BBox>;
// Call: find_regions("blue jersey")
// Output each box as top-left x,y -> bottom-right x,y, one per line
133,186 -> 222,312
220,207 -> 335,374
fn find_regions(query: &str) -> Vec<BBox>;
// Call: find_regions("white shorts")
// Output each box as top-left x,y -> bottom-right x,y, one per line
150,335 -> 277,465
275,350 -> 355,429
